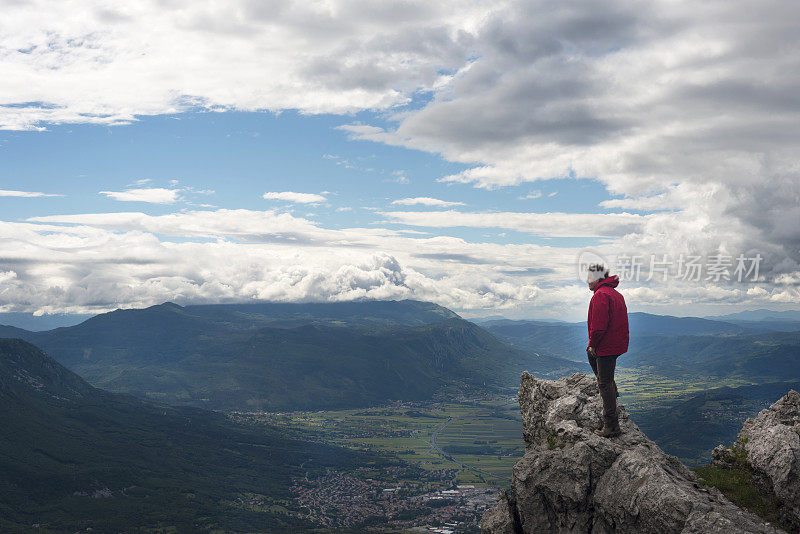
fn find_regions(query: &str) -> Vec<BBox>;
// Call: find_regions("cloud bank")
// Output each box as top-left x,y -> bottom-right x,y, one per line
0,209 -> 794,317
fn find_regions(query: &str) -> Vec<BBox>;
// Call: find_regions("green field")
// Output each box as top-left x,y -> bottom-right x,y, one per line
233,370 -> 762,494
236,396 -> 525,486
433,400 -> 524,483
616,368 -> 754,411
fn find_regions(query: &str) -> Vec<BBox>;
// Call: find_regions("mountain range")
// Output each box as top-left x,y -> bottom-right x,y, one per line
480,313 -> 800,381
705,309 -> 800,322
2,300 -> 577,411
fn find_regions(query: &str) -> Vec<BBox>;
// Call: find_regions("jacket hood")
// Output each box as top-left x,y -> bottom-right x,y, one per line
593,275 -> 619,291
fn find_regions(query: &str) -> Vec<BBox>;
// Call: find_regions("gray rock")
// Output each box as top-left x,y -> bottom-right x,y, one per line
480,372 -> 784,534
481,490 -> 520,534
737,389 -> 800,530
710,444 -> 737,467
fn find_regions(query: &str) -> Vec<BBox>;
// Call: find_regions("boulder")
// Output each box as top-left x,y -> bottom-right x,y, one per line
736,390 -> 800,530
480,372 -> 784,534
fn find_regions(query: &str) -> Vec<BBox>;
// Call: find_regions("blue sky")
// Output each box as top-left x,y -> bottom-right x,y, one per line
1,109 -> 612,246
1,0 -> 798,319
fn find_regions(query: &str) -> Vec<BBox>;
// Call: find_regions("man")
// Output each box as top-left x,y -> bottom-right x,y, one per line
586,263 -> 629,438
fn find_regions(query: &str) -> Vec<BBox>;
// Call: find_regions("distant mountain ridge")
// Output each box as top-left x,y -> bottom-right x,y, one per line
0,312 -> 93,331
1,300 -> 576,411
481,313 -> 800,371
705,309 -> 800,322
180,299 -> 461,328
63,299 -> 461,333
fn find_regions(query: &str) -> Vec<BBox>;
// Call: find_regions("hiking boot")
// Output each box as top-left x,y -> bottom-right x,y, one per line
594,418 -> 621,438
597,407 -> 621,427
594,414 -> 622,438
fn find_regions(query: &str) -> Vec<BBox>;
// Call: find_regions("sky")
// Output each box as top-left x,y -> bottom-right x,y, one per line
1,0 -> 799,320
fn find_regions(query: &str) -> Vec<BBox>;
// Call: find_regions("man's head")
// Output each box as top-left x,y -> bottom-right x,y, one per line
587,263 -> 609,290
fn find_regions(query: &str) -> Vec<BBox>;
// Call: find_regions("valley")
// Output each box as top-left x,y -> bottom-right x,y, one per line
232,397 -> 524,531
2,300 -> 799,532
234,396 -> 524,484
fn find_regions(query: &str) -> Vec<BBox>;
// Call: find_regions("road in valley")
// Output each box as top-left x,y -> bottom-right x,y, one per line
429,416 -> 503,481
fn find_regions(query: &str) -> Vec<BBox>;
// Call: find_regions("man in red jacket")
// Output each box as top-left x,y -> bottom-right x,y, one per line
586,263 -> 629,437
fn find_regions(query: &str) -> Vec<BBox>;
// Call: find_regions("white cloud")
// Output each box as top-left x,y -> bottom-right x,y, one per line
263,191 -> 327,204
0,209 -> 796,316
391,197 -> 466,207
0,0 -> 490,130
520,190 -> 542,200
599,185 -> 690,211
380,210 -> 647,237
27,209 -> 336,242
99,188 -> 180,203
601,195 -> 672,211
0,189 -> 62,198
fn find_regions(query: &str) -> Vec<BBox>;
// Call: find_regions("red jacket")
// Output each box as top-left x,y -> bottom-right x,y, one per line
587,275 -> 629,357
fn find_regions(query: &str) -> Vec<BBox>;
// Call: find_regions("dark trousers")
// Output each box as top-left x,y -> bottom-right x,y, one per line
588,352 -> 619,424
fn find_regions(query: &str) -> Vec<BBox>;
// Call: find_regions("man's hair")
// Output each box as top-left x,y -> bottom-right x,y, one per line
588,263 -> 609,277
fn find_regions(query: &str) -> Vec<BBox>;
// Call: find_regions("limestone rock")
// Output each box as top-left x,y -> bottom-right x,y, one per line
710,444 -> 737,467
480,372 -> 783,534
737,389 -> 800,530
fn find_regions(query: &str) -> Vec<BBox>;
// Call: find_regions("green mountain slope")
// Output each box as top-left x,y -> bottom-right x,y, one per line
13,310 -> 577,410
0,338 -> 378,532
479,319 -> 589,361
0,324 -> 32,339
624,331 -> 800,379
635,380 -> 800,466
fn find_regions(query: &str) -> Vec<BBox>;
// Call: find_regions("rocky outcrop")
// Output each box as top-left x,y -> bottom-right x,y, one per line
481,372 -> 784,534
714,389 -> 800,531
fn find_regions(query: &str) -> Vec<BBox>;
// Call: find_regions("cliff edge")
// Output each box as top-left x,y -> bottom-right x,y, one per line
712,389 -> 800,531
480,372 -> 784,533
